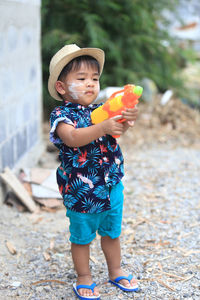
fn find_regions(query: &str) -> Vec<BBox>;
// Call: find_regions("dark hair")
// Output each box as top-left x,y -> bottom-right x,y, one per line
58,55 -> 100,81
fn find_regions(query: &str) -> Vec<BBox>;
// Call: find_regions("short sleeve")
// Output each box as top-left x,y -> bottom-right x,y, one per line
50,106 -> 74,145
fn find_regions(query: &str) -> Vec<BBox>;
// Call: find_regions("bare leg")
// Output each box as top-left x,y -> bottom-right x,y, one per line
101,236 -> 138,288
71,243 -> 99,297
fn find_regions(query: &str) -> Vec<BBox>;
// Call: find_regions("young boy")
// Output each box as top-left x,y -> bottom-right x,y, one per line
49,44 -> 139,299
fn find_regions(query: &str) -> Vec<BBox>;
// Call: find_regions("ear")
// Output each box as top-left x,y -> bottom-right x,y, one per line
55,81 -> 66,95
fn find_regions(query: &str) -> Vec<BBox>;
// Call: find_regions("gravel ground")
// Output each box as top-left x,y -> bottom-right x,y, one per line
0,138 -> 200,300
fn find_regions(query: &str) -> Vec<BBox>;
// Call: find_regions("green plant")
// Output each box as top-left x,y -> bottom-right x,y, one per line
42,0 -> 187,117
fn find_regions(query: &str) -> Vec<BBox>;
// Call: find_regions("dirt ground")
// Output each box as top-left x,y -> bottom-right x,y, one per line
0,97 -> 200,300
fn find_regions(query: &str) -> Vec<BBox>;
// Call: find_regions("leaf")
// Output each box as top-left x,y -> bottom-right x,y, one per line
5,241 -> 17,255
93,185 -> 108,199
43,251 -> 51,261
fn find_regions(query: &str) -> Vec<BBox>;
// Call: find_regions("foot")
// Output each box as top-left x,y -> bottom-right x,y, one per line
76,275 -> 100,297
109,269 -> 138,289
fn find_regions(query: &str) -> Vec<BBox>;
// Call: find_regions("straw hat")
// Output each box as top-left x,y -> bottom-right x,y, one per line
48,44 -> 105,101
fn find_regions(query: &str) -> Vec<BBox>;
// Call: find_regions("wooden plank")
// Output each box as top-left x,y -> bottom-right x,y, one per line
0,167 -> 38,213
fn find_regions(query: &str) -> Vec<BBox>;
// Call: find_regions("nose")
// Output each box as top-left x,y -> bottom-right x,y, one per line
86,79 -> 94,87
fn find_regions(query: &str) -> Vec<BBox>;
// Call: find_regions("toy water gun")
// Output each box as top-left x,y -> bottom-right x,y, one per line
91,84 -> 143,137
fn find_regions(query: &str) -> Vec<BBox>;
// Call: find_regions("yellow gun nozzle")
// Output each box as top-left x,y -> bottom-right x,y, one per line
91,107 -> 109,124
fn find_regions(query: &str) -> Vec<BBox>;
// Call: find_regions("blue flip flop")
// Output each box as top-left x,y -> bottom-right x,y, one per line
73,282 -> 100,300
109,274 -> 139,292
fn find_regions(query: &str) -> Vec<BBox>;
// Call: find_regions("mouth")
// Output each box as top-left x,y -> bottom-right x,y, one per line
85,91 -> 94,95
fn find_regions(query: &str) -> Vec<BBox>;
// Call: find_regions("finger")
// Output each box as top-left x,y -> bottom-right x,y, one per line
111,115 -> 122,121
122,107 -> 138,113
113,129 -> 123,136
122,112 -> 138,120
122,111 -> 138,118
122,109 -> 138,115
115,122 -> 124,128
122,112 -> 137,118
128,121 -> 135,126
121,116 -> 137,122
113,123 -> 123,133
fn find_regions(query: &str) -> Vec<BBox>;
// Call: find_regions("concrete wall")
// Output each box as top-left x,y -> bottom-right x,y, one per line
164,0 -> 200,51
0,0 -> 42,202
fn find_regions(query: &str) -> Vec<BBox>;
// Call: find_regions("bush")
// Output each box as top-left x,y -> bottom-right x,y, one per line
42,0 -> 185,117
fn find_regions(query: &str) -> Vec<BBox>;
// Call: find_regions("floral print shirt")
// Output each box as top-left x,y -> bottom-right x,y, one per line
50,101 -> 124,213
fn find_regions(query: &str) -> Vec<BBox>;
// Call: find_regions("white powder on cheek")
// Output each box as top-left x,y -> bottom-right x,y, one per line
67,82 -> 85,100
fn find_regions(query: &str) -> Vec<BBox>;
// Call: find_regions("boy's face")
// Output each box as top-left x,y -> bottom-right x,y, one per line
56,62 -> 100,106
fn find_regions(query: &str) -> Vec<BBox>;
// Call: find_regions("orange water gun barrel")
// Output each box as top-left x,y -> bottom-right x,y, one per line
91,84 -> 143,137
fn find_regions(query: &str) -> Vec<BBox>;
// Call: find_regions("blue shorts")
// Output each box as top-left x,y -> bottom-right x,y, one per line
66,181 -> 124,245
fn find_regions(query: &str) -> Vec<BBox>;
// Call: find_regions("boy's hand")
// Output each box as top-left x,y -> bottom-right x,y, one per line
101,116 -> 124,136
121,107 -> 138,123
122,107 -> 138,129
101,107 -> 138,137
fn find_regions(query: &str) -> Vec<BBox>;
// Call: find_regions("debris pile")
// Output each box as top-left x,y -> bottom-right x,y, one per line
122,96 -> 200,148
0,167 -> 62,213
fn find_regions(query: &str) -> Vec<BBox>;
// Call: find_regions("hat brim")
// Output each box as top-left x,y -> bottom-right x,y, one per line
48,48 -> 105,101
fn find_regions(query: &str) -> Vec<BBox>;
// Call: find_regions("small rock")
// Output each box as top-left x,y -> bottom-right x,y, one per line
11,281 -> 21,288
44,286 -> 51,292
67,273 -> 76,280
35,286 -> 44,293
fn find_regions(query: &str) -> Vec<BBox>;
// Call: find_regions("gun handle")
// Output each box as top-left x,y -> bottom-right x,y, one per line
112,134 -> 120,138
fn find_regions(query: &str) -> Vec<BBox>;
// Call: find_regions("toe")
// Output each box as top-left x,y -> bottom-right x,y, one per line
79,286 -> 99,297
93,287 -> 99,296
120,279 -> 131,288
130,278 -> 138,287
86,288 -> 93,296
118,277 -> 138,289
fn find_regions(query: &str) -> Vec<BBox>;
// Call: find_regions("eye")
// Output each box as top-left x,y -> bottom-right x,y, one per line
78,78 -> 85,81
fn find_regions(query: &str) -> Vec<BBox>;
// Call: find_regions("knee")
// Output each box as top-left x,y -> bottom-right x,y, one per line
101,236 -> 119,248
101,236 -> 119,241
71,242 -> 91,250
